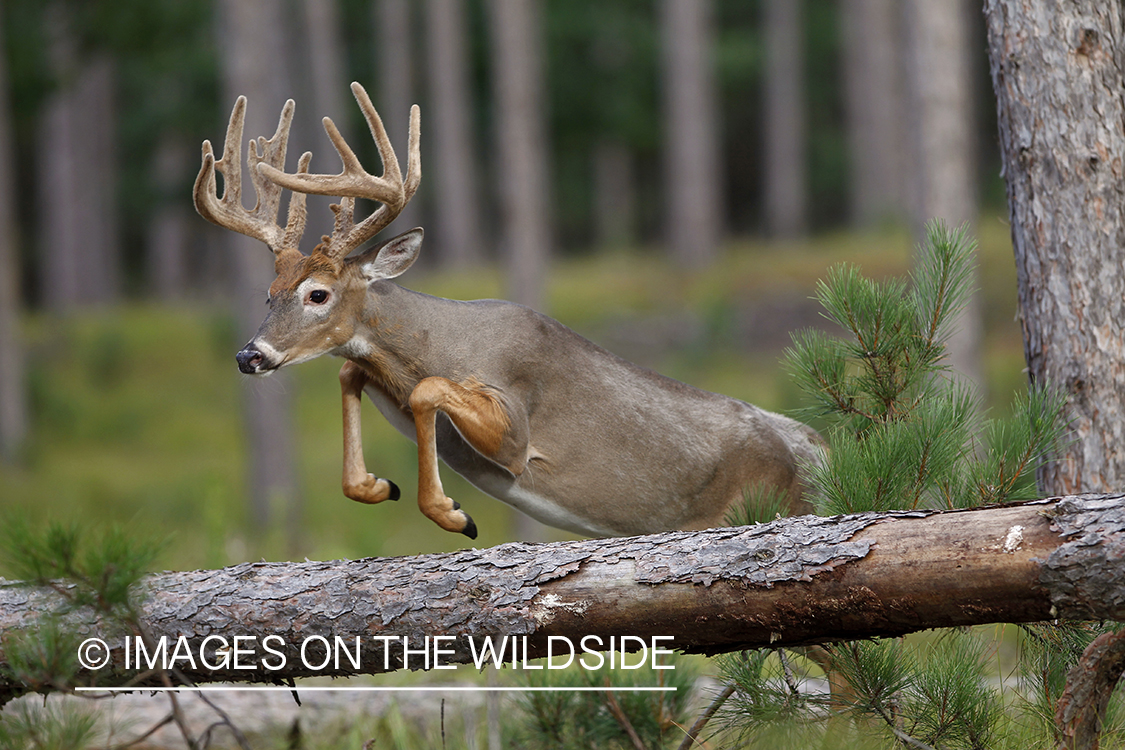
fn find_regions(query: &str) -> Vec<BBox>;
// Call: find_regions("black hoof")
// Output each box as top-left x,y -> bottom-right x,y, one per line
460,513 -> 478,540
387,480 -> 401,501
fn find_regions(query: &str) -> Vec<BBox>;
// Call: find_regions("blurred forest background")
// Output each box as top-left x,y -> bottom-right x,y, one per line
0,0 -> 1021,566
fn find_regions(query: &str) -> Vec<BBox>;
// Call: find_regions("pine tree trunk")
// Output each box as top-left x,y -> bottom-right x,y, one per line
0,12 -> 26,463
659,0 -> 721,266
215,0 -> 302,552
3,495 -> 1124,693
486,0 -> 551,310
903,0 -> 982,392
840,0 -> 906,227
425,0 -> 483,267
374,0 -> 423,239
294,0 -> 349,248
984,0 -> 1125,495
593,139 -> 636,250
146,134 -> 191,300
763,0 -> 806,238
38,7 -> 120,311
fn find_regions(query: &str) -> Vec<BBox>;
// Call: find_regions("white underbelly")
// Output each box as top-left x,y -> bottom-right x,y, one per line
483,479 -> 621,537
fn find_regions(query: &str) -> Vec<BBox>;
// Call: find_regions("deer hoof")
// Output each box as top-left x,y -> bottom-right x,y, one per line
387,480 -> 400,501
460,513 -> 478,540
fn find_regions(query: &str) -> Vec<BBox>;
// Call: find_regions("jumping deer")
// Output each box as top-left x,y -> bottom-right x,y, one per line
194,82 -> 824,540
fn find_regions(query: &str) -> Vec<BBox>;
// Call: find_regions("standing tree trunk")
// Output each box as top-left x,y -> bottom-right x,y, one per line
215,0 -> 302,553
763,0 -> 806,238
985,1 -> 1125,495
146,134 -> 191,300
840,0 -> 906,228
486,0 -> 551,310
425,0 -> 484,267
659,0 -> 721,266
593,139 -> 636,250
295,0 -> 349,247
38,5 -> 120,311
902,0 -> 981,391
374,0 -> 423,239
0,12 -> 26,463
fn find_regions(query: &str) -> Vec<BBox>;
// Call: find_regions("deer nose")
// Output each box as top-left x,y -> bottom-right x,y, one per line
235,346 -> 264,374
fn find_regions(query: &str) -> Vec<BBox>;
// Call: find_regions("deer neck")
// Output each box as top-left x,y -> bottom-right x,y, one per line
343,281 -> 445,406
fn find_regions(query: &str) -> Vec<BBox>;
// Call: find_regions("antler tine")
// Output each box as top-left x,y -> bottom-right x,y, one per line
256,82 -> 422,259
194,97 -> 305,255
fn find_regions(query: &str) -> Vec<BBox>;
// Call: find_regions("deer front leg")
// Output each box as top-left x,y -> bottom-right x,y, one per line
408,376 -> 521,539
339,361 -> 400,504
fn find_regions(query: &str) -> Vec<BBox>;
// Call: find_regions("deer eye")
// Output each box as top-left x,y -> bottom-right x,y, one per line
308,289 -> 329,305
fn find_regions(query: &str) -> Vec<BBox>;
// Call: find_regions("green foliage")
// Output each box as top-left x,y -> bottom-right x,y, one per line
0,699 -> 100,750
724,484 -> 793,527
716,649 -> 827,735
1014,622 -> 1125,745
785,221 -> 1066,514
0,516 -> 159,702
714,222 -> 1085,748
720,635 -> 1003,750
1,617 -> 82,695
1,515 -> 159,618
511,656 -> 698,750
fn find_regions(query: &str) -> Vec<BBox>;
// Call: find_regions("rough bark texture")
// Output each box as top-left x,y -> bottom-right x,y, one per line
1056,629 -> 1125,750
3,495 -> 1125,692
984,0 -> 1125,494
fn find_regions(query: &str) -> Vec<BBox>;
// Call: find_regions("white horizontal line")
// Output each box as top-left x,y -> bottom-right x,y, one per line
75,685 -> 676,693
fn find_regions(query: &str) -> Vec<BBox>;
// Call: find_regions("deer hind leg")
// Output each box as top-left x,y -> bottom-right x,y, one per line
408,376 -> 521,539
338,361 -> 400,505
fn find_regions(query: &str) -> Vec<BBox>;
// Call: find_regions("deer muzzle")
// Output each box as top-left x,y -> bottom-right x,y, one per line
236,345 -> 267,374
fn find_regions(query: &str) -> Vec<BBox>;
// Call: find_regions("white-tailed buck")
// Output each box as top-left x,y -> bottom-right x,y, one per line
195,82 -> 823,540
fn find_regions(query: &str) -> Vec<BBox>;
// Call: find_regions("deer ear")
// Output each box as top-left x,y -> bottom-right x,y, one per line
353,228 -> 423,281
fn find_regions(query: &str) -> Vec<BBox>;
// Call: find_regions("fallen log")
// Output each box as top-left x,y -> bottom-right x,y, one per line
1,493 -> 1123,691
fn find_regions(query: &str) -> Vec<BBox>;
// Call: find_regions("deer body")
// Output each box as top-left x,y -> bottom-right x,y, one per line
197,83 -> 822,540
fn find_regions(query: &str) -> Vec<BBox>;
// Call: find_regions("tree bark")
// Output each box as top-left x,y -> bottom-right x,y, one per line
659,0 -> 721,266
763,0 -> 806,238
3,495 -> 1124,691
985,0 -> 1125,496
1055,629 -> 1125,750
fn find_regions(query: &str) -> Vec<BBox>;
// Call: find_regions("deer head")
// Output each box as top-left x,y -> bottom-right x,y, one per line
194,82 -> 422,375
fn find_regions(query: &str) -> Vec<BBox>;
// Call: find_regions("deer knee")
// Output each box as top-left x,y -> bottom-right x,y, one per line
339,360 -> 367,390
408,376 -> 449,414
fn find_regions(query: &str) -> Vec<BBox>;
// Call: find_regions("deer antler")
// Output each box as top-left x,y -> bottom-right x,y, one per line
193,96 -> 311,259
256,82 -> 421,260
